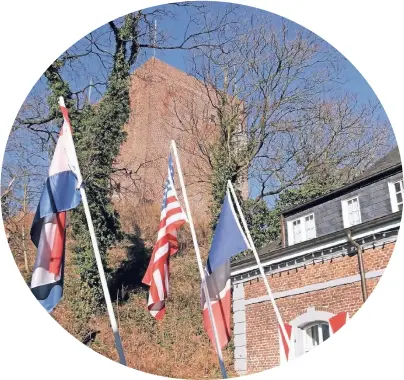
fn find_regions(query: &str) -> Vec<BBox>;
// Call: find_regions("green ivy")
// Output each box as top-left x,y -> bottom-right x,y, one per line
69,35 -> 130,306
241,199 -> 278,249
42,17 -> 135,319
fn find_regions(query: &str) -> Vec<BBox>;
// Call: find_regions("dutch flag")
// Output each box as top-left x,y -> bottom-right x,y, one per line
30,98 -> 82,312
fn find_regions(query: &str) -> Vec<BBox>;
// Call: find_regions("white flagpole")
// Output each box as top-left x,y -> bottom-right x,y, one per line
227,180 -> 290,353
58,97 -> 127,366
79,189 -> 127,365
170,140 -> 228,379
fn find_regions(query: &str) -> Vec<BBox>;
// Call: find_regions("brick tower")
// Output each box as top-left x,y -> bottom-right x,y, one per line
114,58 -> 220,227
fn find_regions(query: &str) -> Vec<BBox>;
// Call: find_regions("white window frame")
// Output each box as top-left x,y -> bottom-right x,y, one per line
388,179 -> 404,212
288,308 -> 334,359
302,321 -> 330,354
341,195 -> 362,228
287,213 -> 317,246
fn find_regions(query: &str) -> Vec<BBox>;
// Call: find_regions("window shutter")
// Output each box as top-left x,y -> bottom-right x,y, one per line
279,323 -> 294,364
341,200 -> 349,228
287,221 -> 294,246
388,182 -> 398,212
329,312 -> 349,334
354,197 -> 362,224
294,327 -> 304,357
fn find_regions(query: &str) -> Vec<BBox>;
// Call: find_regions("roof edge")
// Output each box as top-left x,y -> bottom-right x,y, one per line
282,163 -> 402,217
231,211 -> 402,271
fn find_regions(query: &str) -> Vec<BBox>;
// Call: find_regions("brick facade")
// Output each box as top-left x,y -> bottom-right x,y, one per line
231,147 -> 401,376
236,241 -> 395,374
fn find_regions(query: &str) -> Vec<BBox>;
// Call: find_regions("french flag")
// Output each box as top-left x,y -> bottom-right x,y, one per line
30,98 -> 82,312
201,188 -> 251,350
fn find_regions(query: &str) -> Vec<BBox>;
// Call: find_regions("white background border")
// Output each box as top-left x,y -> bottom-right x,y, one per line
0,1 -> 403,379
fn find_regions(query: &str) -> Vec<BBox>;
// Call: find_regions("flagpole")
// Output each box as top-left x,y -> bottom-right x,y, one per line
79,189 -> 127,366
170,140 -> 228,379
58,97 -> 127,366
227,180 -> 291,353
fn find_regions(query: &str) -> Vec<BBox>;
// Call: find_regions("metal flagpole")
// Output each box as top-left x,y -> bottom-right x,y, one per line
58,97 -> 127,366
227,180 -> 291,353
170,140 -> 228,379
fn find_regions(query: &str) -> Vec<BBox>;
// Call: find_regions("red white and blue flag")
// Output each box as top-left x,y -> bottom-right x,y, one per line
201,188 -> 251,350
142,154 -> 187,319
30,100 -> 82,312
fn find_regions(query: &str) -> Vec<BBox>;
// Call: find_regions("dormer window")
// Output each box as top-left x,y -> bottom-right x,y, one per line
287,213 -> 316,246
305,214 -> 316,240
292,219 -> 302,243
341,196 -> 361,228
388,179 -> 403,212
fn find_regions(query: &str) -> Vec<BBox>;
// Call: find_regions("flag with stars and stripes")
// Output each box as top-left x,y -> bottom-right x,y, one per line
142,154 -> 188,319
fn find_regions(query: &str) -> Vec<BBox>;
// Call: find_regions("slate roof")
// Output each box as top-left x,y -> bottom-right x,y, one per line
238,146 -> 403,263
281,146 -> 402,217
232,210 -> 402,271
354,146 -> 401,181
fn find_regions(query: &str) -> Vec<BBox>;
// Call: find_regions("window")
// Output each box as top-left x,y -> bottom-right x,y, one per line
287,213 -> 316,245
283,308 -> 337,362
341,196 -> 362,228
305,214 -> 316,240
282,308 -> 350,363
388,179 -> 404,212
303,322 -> 330,353
292,219 -> 302,244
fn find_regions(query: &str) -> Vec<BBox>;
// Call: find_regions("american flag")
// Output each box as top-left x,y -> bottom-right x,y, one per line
142,154 -> 188,319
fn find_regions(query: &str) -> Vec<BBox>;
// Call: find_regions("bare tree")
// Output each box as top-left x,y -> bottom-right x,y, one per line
4,3 -> 239,204
175,15 -> 393,201
3,4 -> 393,231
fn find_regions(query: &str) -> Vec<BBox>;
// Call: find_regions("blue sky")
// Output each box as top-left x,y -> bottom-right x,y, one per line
12,2 -> 393,207
146,3 -> 384,109
43,1 -> 387,111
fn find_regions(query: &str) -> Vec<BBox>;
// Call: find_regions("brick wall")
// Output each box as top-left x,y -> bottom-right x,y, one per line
114,58 -> 216,224
242,242 -> 395,373
113,58 -> 249,231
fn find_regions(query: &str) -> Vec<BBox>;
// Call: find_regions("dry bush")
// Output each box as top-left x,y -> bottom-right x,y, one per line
54,200 -> 234,378
85,249 -> 237,379
114,198 -> 161,243
4,211 -> 35,281
6,193 -> 236,378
